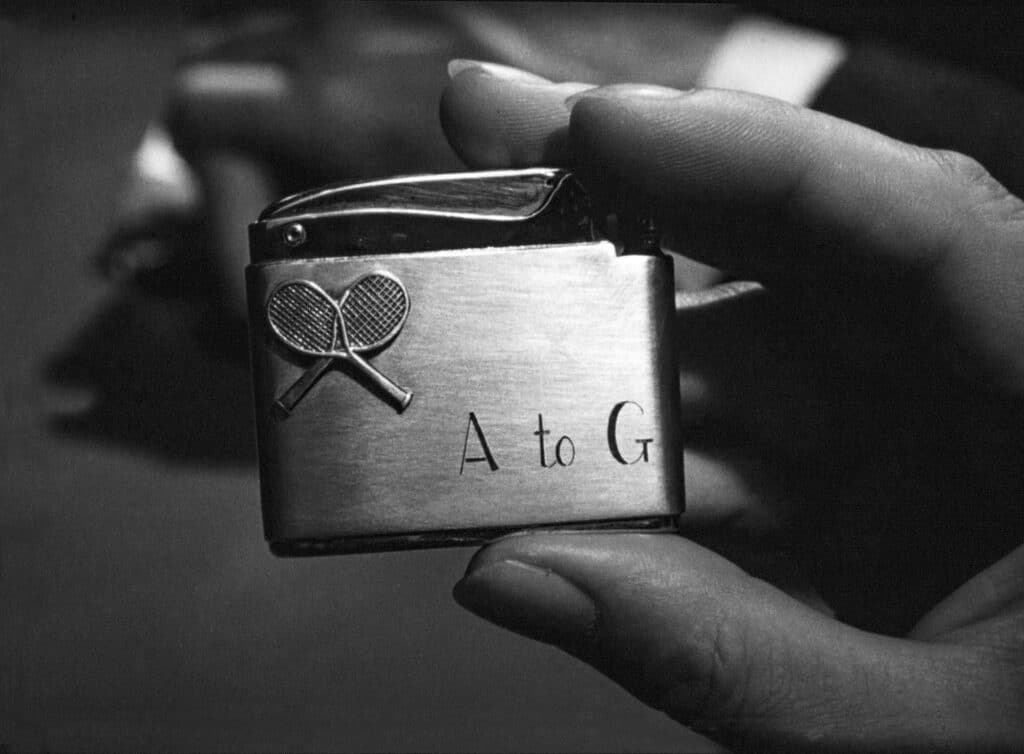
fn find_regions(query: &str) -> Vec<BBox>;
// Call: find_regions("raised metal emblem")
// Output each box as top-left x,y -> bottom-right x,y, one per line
266,271 -> 411,412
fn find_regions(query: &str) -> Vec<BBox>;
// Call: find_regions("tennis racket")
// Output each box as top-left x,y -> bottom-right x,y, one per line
267,273 -> 412,412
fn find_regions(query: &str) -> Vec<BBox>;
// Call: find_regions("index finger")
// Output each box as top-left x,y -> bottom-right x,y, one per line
444,68 -> 1009,271
441,66 -> 1024,387
565,87 -> 1016,276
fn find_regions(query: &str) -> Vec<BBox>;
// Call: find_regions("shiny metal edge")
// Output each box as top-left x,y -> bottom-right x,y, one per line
269,515 -> 681,556
250,240 -> 618,268
260,167 -> 567,221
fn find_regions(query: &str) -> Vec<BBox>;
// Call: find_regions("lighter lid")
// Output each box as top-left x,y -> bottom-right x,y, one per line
249,168 -> 595,262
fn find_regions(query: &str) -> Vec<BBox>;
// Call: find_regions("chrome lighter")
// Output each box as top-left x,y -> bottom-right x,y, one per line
247,168 -> 683,554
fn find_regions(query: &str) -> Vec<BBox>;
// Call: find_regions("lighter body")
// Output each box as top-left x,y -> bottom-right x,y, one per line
247,169 -> 683,554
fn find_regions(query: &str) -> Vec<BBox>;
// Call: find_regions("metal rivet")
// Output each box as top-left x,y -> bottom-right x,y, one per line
283,223 -> 307,247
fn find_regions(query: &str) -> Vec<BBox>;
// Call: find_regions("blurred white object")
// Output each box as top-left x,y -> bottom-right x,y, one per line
698,16 -> 847,105
176,61 -> 291,98
101,124 -> 202,281
118,122 -> 201,224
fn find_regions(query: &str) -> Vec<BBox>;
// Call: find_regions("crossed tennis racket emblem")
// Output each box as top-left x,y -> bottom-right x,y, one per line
266,271 -> 412,413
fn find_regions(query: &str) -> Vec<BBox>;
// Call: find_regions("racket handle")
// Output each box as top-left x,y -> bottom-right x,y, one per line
276,357 -> 333,413
348,352 -> 413,412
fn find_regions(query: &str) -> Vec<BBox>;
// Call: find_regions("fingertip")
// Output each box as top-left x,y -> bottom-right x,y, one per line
438,74 -> 514,168
453,558 -> 598,648
463,531 -> 717,590
460,531 -> 582,579
446,58 -> 552,85
565,83 -> 690,109
445,58 -> 482,80
440,71 -> 594,169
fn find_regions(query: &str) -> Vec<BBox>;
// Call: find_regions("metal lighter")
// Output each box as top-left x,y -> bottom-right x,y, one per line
246,168 -> 683,554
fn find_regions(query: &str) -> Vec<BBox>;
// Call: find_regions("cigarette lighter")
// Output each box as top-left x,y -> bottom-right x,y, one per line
247,168 -> 683,554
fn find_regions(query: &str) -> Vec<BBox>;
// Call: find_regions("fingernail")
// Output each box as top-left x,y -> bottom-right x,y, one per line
447,58 -> 552,85
453,560 -> 597,649
565,84 -> 687,108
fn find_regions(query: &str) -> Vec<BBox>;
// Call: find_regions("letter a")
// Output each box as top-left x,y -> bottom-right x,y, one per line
460,412 -> 499,474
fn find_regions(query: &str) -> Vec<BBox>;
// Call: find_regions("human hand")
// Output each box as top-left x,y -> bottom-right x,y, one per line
442,64 -> 1024,750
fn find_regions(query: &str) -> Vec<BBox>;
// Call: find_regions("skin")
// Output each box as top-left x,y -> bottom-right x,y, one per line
442,65 -> 1024,751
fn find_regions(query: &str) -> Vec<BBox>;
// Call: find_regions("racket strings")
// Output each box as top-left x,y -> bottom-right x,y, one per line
341,276 -> 408,348
267,284 -> 337,352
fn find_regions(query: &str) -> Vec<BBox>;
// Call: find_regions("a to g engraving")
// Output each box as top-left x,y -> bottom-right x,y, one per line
459,401 -> 656,475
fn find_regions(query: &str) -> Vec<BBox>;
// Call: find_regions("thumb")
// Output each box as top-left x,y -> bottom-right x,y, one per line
454,533 -> 995,751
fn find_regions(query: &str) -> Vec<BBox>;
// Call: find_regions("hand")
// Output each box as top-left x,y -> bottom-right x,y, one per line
442,64 -> 1024,750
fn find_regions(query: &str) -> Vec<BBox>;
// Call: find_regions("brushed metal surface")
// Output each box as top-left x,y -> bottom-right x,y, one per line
248,241 -> 683,551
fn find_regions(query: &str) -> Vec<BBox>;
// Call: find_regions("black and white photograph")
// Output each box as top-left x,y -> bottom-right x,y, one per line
2,3 -> 1023,751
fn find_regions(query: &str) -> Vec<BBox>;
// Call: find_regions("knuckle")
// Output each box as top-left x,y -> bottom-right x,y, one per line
701,619 -> 753,721
921,147 -> 1024,224
651,612 -> 758,728
924,147 -> 990,185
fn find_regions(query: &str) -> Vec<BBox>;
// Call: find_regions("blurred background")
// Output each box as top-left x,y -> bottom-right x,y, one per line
2,3 -> 1022,751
